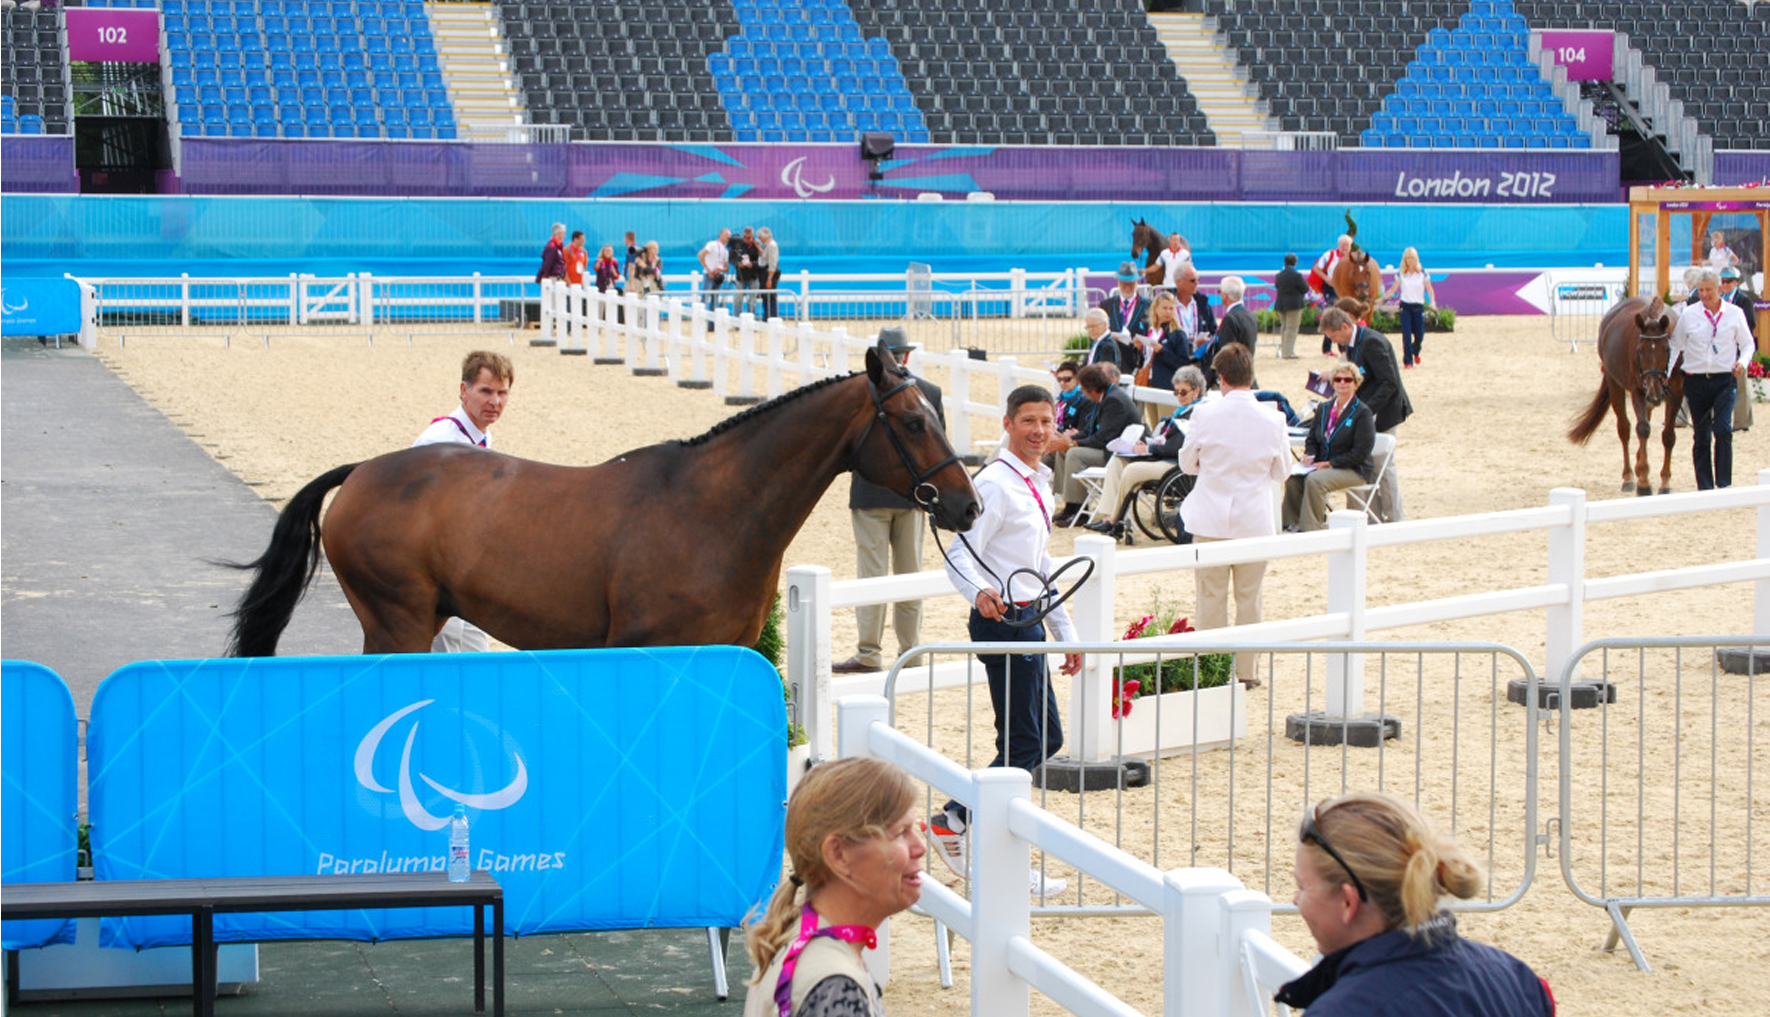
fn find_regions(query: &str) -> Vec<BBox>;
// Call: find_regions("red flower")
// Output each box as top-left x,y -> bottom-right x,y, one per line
1112,678 -> 1141,719
1168,616 -> 1194,635
1123,615 -> 1154,641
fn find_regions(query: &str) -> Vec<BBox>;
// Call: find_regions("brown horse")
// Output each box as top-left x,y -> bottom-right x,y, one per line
1567,296 -> 1682,495
1130,219 -> 1182,285
225,339 -> 981,656
1330,248 -> 1384,309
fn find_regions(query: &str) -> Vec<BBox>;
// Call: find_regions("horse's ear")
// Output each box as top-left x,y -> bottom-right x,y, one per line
866,339 -> 889,389
1638,296 -> 1665,332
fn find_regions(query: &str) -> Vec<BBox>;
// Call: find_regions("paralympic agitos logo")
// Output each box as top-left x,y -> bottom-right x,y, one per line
353,699 -> 529,831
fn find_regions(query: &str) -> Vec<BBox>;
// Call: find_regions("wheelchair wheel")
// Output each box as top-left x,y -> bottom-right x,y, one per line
1153,470 -> 1194,544
1128,477 -> 1169,543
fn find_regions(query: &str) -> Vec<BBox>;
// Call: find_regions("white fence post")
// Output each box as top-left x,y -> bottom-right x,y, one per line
1221,887 -> 1284,1017
829,326 -> 852,375
537,278 -> 552,341
181,272 -> 192,328
1324,509 -> 1368,716
787,564 -> 835,763
359,272 -> 374,327
287,274 -> 298,327
946,350 -> 975,452
797,319 -> 817,381
971,772 -> 1032,1017
796,269 -> 812,321
472,272 -> 484,325
734,313 -> 760,402
996,356 -> 1019,413
683,301 -> 711,388
765,316 -> 786,397
1163,867 -> 1243,1017
1009,267 -> 1027,318
1070,533 -> 1119,763
1759,469 -> 1770,636
594,290 -> 620,363
1545,487 -> 1587,681
635,297 -> 666,375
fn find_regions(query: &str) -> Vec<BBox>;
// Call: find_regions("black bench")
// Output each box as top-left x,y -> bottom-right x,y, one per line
2,871 -> 504,1017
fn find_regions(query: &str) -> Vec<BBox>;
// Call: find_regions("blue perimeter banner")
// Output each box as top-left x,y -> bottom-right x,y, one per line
1,661 -> 79,950
0,276 -> 83,337
87,647 -> 787,947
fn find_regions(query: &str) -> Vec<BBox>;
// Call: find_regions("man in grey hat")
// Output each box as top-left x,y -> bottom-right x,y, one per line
1091,262 -> 1148,374
833,327 -> 947,674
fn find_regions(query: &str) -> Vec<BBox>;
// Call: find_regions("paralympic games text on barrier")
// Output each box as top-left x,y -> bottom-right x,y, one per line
85,646 -> 786,948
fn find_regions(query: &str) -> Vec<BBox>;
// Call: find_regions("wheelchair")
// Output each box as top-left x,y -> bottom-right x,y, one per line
1115,468 -> 1193,545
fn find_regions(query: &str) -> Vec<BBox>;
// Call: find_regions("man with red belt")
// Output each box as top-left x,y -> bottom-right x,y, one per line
932,385 -> 1080,900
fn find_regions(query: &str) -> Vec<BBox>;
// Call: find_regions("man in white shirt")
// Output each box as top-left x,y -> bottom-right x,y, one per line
413,350 -> 514,651
698,228 -> 731,327
1179,343 -> 1289,685
931,384 -> 1081,900
1668,266 -> 1754,489
1312,234 -> 1354,354
1157,233 -> 1193,290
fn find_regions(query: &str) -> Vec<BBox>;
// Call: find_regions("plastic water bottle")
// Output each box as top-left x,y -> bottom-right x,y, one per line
448,804 -> 470,883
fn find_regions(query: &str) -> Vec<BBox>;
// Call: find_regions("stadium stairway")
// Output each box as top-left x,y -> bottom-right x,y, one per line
426,1 -> 524,134
1146,11 -> 1269,146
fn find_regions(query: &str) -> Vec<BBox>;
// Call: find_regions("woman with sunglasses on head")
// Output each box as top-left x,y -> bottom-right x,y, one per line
744,757 -> 925,1017
1282,360 -> 1374,533
1278,792 -> 1555,1017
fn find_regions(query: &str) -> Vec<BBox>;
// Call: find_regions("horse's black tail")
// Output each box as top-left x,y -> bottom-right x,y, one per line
221,462 -> 360,657
1567,379 -> 1612,445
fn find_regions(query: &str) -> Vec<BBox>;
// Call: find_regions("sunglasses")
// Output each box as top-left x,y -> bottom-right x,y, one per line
1302,806 -> 1369,901
1332,376 -> 1357,384
1056,375 -> 1076,384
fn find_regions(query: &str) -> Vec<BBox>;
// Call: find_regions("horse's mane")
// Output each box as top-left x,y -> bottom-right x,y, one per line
673,371 -> 862,448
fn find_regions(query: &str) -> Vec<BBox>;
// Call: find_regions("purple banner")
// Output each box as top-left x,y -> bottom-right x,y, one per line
1539,30 -> 1615,81
1714,151 -> 1770,187
0,136 -> 78,193
66,9 -> 162,64
175,139 -> 1621,204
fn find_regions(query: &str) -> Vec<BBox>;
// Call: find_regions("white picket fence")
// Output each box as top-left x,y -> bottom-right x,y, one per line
837,695 -> 1310,1017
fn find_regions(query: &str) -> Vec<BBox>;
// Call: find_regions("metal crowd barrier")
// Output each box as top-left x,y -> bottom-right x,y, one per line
1544,272 -> 1627,352
1556,635 -> 1770,971
880,640 -> 1543,925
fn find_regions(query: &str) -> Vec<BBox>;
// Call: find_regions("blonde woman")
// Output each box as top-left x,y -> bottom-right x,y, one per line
1378,247 -> 1435,368
744,758 -> 923,1017
1277,792 -> 1554,1016
1140,290 -> 1188,429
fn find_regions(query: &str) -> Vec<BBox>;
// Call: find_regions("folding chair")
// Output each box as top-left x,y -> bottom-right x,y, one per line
1341,432 -> 1395,523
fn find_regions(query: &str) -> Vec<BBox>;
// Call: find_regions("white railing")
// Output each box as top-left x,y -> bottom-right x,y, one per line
790,476 -> 1770,762
838,695 -> 1308,1017
86,273 -> 536,337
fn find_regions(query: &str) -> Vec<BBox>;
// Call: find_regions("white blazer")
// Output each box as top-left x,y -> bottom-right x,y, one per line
1178,390 -> 1290,539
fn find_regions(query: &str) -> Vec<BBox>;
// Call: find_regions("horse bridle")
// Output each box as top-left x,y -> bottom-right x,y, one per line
860,370 -> 1095,631
858,372 -> 962,511
1634,326 -> 1672,398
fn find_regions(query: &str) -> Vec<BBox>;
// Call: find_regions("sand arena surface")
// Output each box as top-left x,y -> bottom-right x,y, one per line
95,316 -> 1768,1015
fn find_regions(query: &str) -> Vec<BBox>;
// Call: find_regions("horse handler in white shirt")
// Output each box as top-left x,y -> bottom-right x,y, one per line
1179,343 -> 1290,687
1669,266 -> 1755,490
412,350 -> 514,652
930,384 -> 1081,900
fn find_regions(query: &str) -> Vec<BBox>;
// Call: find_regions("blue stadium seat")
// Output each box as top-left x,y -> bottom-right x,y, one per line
408,107 -> 431,128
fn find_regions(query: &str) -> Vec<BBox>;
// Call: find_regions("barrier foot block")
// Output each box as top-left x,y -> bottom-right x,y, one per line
559,348 -> 587,356
724,395 -> 764,406
678,380 -> 715,389
1035,755 -> 1150,793
1284,711 -> 1401,747
528,338 -> 557,348
1505,678 -> 1615,710
593,357 -> 625,365
632,368 -> 668,377
1715,647 -> 1770,676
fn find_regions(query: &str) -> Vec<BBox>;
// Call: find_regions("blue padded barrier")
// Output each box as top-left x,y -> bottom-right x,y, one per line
1,661 -> 79,950
87,647 -> 786,947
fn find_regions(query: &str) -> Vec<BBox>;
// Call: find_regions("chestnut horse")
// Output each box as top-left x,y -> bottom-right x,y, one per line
1329,248 -> 1384,309
1567,296 -> 1682,495
225,339 -> 981,655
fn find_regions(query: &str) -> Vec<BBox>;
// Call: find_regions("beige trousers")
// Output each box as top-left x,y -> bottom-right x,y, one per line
1192,535 -> 1266,682
851,507 -> 925,667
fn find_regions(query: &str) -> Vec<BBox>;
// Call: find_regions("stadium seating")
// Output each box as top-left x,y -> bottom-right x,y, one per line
1358,2 -> 1591,149
156,0 -> 455,139
2,4 -> 70,135
851,0 -> 1213,147
1507,0 -> 1770,150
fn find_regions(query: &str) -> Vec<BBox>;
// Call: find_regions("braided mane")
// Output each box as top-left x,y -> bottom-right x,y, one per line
673,372 -> 861,449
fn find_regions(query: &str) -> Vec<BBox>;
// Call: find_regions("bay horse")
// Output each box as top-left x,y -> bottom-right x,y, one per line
225,338 -> 981,656
1567,296 -> 1682,495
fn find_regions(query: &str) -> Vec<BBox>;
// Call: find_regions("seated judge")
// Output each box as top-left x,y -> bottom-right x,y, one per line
1282,360 -> 1375,532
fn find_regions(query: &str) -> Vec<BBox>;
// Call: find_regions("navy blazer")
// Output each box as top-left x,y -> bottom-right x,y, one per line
1100,290 -> 1150,337
1346,327 -> 1412,431
1075,385 -> 1139,451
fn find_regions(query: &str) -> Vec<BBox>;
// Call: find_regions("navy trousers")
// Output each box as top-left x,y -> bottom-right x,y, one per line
1684,372 -> 1737,490
944,605 -> 1064,824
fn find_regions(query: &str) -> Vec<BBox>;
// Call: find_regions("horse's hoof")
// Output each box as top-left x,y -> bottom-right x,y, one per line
1658,487 -> 1672,495
1636,486 -> 1653,497
1620,482 -> 1635,493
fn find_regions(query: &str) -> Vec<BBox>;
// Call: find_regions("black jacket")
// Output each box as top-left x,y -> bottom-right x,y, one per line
1302,397 -> 1376,481
849,376 -> 945,510
1099,289 -> 1150,337
1274,267 -> 1310,313
1346,327 -> 1412,431
1075,385 -> 1139,451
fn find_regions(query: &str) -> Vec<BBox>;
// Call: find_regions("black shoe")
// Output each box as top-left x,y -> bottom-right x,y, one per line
1084,519 -> 1116,534
831,656 -> 877,674
1052,509 -> 1080,527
